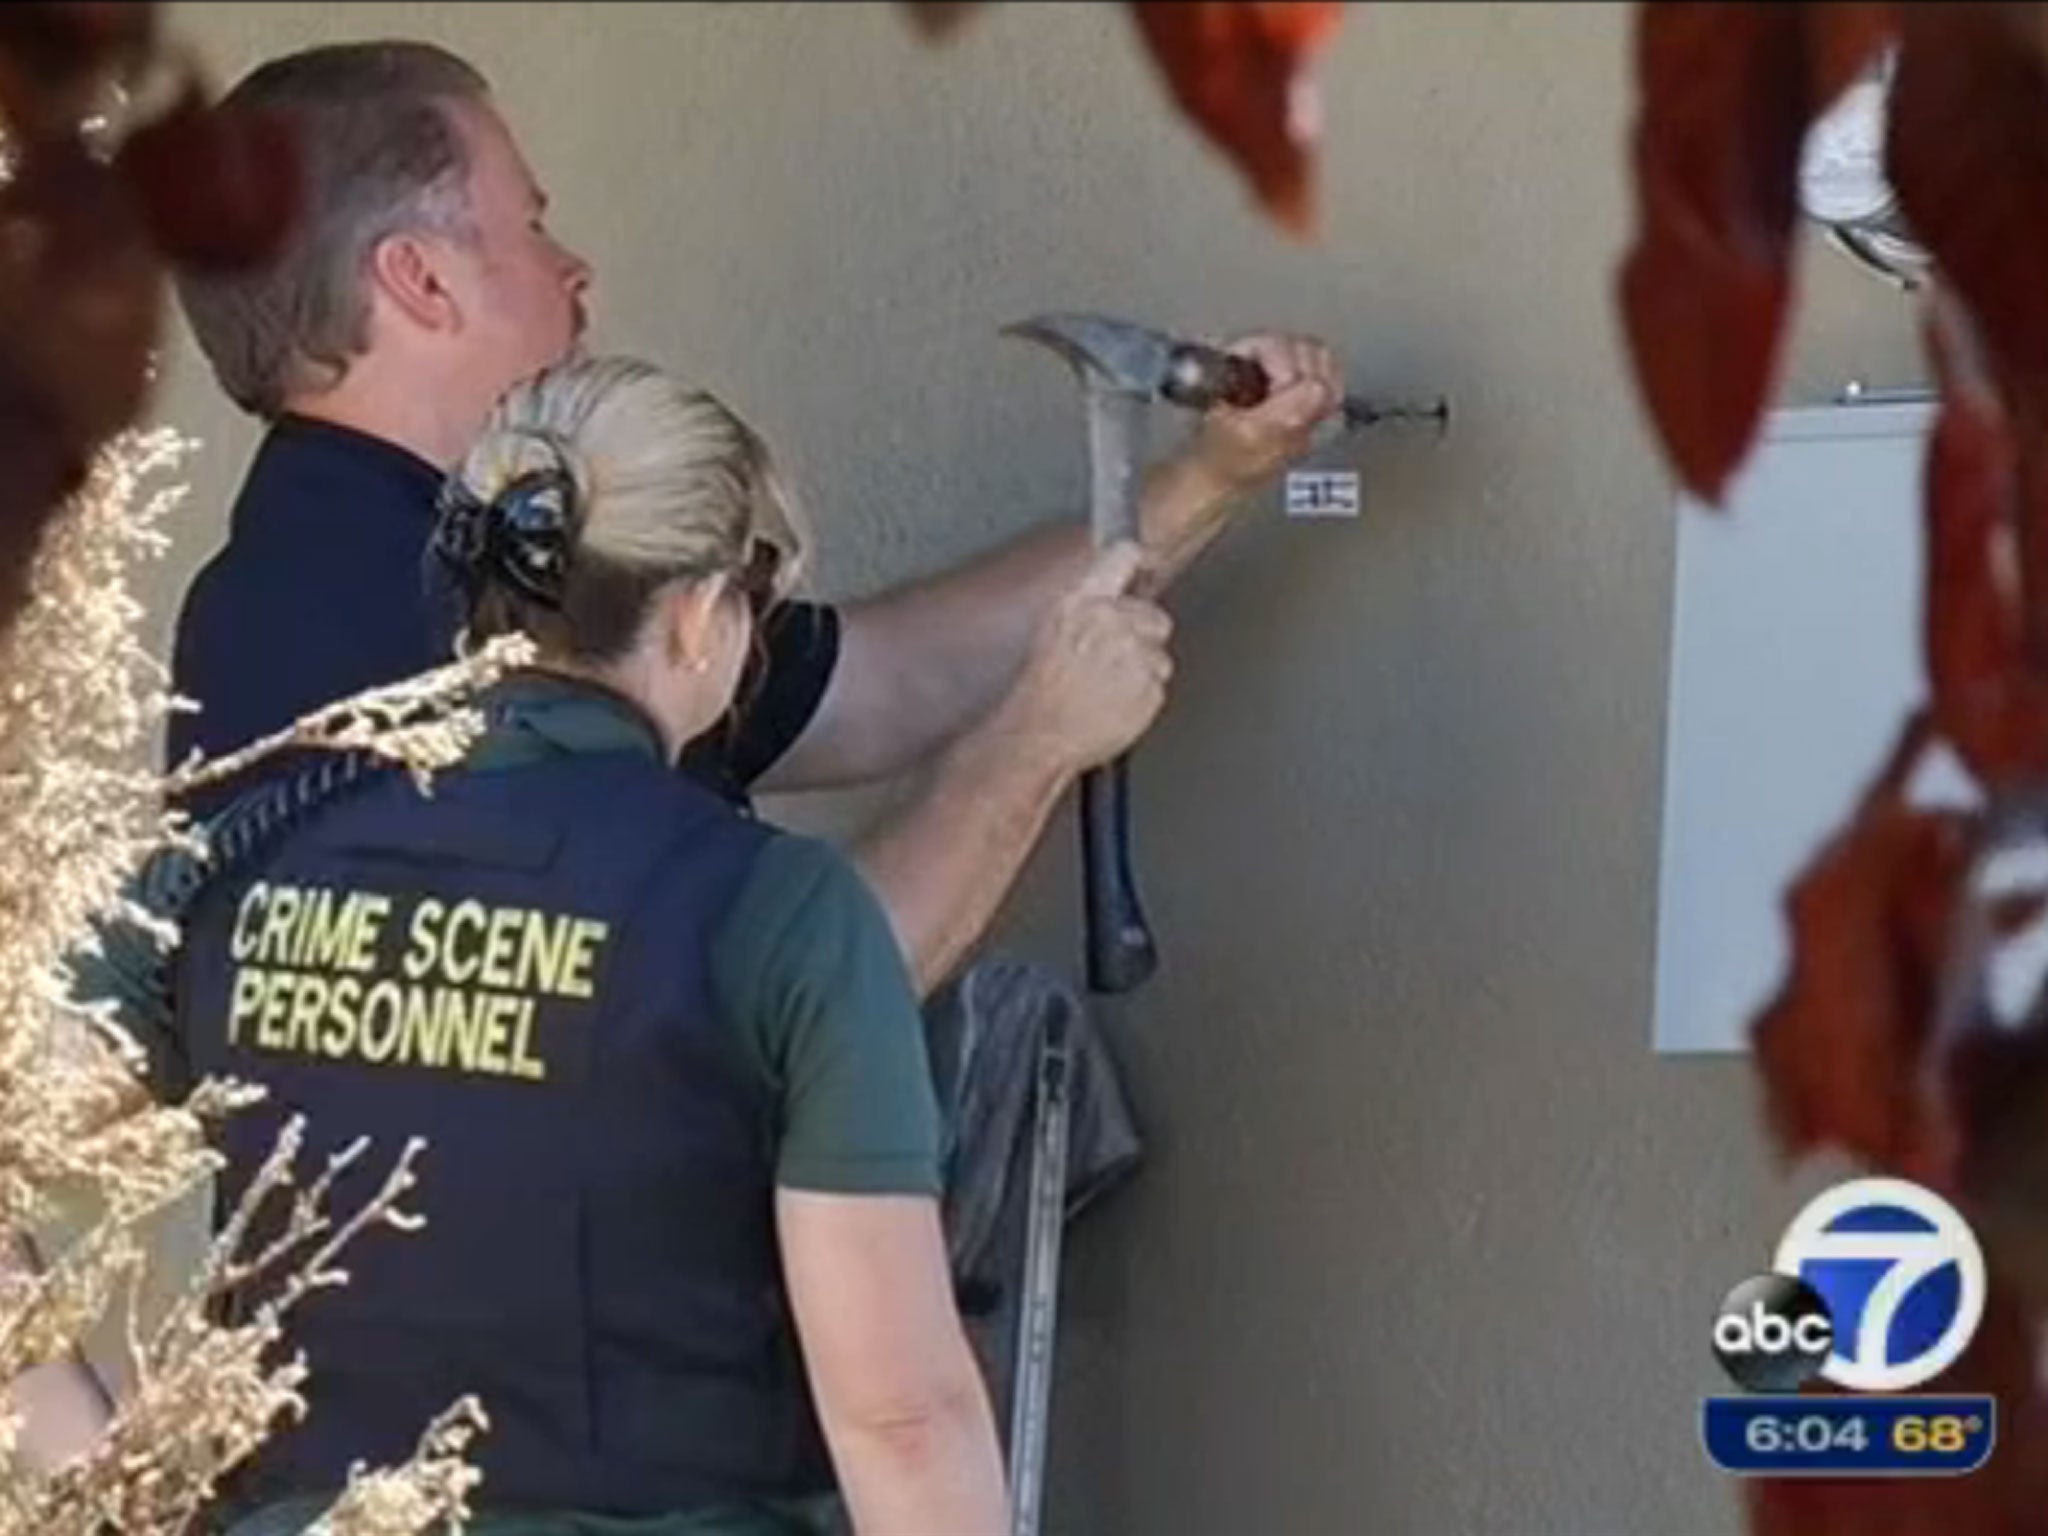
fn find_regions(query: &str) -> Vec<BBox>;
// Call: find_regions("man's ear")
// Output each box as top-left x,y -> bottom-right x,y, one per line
365,232 -> 459,335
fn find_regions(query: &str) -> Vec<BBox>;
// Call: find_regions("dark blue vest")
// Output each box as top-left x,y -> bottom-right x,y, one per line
174,748 -> 838,1518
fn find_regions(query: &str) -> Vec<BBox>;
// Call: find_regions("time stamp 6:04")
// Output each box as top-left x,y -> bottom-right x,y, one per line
1702,1396 -> 1996,1476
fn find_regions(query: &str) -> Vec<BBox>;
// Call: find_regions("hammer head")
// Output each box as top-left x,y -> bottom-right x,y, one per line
1001,311 -> 1178,396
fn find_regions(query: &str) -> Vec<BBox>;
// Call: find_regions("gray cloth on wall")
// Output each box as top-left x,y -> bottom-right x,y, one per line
923,956 -> 1144,1440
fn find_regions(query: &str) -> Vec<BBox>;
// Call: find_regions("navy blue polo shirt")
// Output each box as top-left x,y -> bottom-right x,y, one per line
167,416 -> 841,820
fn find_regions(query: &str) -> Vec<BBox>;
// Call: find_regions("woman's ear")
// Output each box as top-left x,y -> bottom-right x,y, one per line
664,575 -> 733,675
366,232 -> 460,335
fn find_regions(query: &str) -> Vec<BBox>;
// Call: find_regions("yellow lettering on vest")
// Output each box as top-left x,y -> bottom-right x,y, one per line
296,890 -> 354,970
358,980 -> 402,1063
403,898 -> 444,981
256,969 -> 294,1048
312,974 -> 355,1058
443,901 -> 486,984
328,976 -> 362,1052
558,919 -> 608,999
286,971 -> 328,1054
508,997 -> 546,1082
284,889 -> 318,967
284,888 -> 315,967
231,884 -> 267,963
473,992 -> 514,1075
227,966 -> 264,1045
444,985 -> 482,1070
517,911 -> 571,994
412,986 -> 467,1069
258,886 -> 299,965
346,894 -> 390,973
393,985 -> 437,1068
480,906 -> 523,991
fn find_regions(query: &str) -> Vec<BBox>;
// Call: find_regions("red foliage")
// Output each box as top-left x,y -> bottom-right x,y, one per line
1808,4 -> 1905,106
1618,4 -> 2048,1114
0,2 -> 155,135
0,2 -> 298,634
0,134 -> 159,613
896,0 -> 984,43
1617,4 -> 2048,1531
1750,711 -> 1969,1185
1921,304 -> 2048,790
1889,6 -> 2048,704
115,85 -> 300,273
1749,1284 -> 2048,1535
1125,1 -> 1344,236
1618,3 -> 1896,504
899,2 -> 1344,235
1888,6 -> 2048,420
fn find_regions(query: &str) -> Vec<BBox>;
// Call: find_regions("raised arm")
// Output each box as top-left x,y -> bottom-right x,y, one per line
855,540 -> 1170,996
756,332 -> 1340,795
760,335 -> 1339,993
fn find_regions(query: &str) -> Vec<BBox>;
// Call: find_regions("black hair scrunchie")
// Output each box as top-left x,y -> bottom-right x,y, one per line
431,463 -> 576,612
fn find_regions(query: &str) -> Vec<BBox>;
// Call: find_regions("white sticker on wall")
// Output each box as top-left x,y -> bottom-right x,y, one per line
1284,469 -> 1361,518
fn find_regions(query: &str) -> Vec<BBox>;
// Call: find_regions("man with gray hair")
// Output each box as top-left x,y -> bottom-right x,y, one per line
167,38 -> 1344,1001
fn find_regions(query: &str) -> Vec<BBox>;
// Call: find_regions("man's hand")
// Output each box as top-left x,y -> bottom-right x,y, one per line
984,540 -> 1173,777
1183,331 -> 1345,493
851,540 -> 1174,995
801,332 -> 1328,997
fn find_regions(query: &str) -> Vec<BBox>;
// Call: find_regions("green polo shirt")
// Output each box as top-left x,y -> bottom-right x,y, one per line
73,672 -> 940,1536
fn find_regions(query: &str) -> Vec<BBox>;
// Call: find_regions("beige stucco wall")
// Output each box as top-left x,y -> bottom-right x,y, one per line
143,4 -> 1928,1533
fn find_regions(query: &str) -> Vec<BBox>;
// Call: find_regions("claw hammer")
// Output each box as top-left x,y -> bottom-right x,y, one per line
1003,310 -> 1441,996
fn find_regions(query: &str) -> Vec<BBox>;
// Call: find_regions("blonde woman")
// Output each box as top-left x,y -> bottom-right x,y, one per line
71,356 -> 1173,1535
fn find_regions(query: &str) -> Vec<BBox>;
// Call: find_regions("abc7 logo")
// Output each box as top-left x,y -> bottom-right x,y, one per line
1719,1176 -> 1987,1393
1713,1274 -> 1835,1392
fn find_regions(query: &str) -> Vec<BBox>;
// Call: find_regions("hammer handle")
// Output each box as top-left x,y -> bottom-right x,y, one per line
1161,345 -> 1271,411
1081,755 -> 1157,995
1161,345 -> 1435,435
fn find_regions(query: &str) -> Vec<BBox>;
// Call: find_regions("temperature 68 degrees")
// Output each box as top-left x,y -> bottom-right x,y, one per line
1894,1415 -> 1982,1454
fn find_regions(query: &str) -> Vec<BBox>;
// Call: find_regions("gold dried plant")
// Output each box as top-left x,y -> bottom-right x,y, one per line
0,424 -> 532,1535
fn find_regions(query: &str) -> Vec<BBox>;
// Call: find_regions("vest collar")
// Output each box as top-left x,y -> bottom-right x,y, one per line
474,669 -> 670,769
